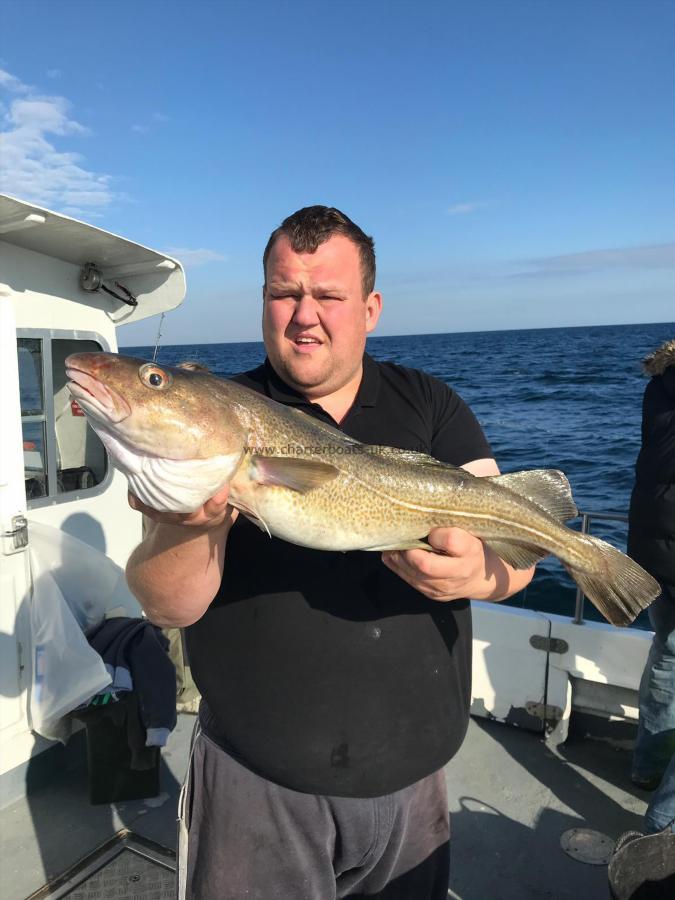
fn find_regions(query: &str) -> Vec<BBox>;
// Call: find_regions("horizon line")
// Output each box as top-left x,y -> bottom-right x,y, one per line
121,319 -> 675,349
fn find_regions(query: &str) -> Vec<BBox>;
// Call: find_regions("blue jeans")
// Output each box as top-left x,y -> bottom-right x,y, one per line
633,592 -> 675,795
645,753 -> 675,833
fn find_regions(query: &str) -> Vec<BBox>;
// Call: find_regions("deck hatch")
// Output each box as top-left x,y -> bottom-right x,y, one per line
26,830 -> 175,900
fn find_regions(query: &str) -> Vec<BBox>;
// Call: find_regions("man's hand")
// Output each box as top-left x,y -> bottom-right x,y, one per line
128,485 -> 237,531
382,526 -> 533,602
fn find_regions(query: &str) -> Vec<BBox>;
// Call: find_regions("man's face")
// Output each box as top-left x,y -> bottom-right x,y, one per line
262,234 -> 382,399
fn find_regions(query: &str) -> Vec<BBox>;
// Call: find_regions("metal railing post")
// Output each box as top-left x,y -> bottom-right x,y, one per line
573,513 -> 591,624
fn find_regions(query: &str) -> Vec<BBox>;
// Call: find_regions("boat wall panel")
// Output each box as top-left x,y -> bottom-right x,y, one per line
0,568 -> 31,737
2,243 -> 118,341
571,679 -> 639,721
471,602 -> 550,732
548,614 -> 651,691
0,299 -> 35,773
27,470 -> 143,575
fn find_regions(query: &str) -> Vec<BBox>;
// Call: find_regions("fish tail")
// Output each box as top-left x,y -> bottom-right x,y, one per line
561,534 -> 660,627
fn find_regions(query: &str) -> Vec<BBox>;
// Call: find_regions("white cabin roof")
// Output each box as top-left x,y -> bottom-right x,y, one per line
0,194 -> 186,324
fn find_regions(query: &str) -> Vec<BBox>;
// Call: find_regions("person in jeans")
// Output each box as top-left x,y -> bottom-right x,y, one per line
628,338 -> 675,832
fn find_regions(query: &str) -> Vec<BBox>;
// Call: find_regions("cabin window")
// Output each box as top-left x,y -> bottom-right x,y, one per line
18,334 -> 109,505
19,339 -> 48,500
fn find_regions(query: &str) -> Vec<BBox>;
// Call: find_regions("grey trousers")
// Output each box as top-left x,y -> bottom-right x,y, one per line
177,727 -> 451,899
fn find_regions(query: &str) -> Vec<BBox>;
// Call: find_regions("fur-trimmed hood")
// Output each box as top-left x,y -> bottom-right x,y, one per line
642,338 -> 675,376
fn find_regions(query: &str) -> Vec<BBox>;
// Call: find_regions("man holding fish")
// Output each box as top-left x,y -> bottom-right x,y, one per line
73,206 -> 653,899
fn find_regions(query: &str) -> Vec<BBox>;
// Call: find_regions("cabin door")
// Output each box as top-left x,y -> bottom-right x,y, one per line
0,298 -> 32,759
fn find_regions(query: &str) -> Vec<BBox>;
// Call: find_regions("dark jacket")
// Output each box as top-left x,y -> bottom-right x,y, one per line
627,339 -> 675,603
86,617 -> 177,746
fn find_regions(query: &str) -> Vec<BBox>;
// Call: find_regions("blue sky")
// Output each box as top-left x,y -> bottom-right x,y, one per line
2,0 -> 673,345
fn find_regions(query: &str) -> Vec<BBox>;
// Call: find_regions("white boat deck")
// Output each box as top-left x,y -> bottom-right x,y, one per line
0,712 -> 648,899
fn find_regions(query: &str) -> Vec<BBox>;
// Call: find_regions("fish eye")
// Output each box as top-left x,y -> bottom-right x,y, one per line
139,363 -> 172,390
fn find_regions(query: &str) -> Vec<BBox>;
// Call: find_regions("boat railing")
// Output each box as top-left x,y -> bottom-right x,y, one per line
573,509 -> 629,625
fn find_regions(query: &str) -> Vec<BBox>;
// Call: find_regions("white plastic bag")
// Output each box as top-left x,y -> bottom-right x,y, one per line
29,567 -> 111,742
27,522 -> 141,742
28,521 -> 140,630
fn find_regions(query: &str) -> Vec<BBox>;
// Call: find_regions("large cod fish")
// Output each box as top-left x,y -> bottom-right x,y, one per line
65,352 -> 659,627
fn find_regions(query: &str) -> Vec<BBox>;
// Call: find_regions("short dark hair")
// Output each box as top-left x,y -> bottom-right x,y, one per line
263,206 -> 376,295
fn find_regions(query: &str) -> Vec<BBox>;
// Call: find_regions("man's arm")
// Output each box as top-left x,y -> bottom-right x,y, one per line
381,457 -> 536,602
125,487 -> 237,628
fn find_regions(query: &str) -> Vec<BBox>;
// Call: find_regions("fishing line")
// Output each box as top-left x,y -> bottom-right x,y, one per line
152,312 -> 165,363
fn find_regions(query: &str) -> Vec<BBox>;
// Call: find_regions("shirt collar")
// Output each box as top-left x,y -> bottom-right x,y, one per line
263,352 -> 381,409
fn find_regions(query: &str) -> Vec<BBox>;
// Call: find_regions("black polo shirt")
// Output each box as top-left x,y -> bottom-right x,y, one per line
186,354 -> 492,797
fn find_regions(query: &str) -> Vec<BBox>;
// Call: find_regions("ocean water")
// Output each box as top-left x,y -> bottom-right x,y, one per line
125,321 -> 675,628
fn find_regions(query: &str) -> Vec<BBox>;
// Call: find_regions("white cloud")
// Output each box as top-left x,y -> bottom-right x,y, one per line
0,67 -> 114,212
131,112 -> 169,134
516,242 -> 675,277
163,247 -> 228,267
8,96 -> 89,135
447,201 -> 486,215
0,69 -> 28,93
46,68 -> 62,80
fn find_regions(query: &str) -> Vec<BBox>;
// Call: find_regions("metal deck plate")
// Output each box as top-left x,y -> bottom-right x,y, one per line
560,827 -> 615,865
27,831 -> 176,900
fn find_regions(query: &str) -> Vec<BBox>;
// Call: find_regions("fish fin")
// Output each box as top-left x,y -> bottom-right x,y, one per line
365,446 -> 457,468
250,455 -> 339,493
242,513 -> 272,537
488,469 -> 578,522
484,539 -> 548,570
562,535 -> 660,627
367,539 -> 434,551
230,498 -> 272,538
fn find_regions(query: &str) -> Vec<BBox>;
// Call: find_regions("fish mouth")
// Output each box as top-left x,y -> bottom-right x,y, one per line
65,366 -> 132,424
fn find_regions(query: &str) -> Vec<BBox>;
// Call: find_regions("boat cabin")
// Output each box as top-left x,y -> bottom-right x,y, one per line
0,194 -> 185,800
